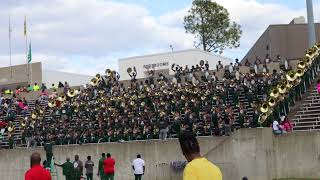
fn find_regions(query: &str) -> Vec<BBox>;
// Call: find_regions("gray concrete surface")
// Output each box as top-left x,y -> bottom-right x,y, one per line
0,128 -> 319,180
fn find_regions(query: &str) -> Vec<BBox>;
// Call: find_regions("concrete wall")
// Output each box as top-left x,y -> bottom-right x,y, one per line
1,128 -> 320,180
118,49 -> 232,80
0,62 -> 42,88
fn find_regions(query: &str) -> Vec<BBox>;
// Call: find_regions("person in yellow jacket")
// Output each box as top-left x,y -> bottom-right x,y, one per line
33,83 -> 40,91
179,131 -> 222,180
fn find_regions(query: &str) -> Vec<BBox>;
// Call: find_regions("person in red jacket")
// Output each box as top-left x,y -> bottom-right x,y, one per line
25,152 -> 51,180
103,153 -> 115,180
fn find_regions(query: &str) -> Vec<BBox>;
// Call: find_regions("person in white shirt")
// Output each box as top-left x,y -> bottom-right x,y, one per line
272,119 -> 282,135
132,154 -> 145,180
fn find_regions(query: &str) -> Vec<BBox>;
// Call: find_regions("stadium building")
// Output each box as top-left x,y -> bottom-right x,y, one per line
242,17 -> 320,63
118,49 -> 232,80
0,62 -> 91,90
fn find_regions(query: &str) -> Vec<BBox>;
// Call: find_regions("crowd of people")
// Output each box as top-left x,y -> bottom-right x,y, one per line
1,54 -> 317,148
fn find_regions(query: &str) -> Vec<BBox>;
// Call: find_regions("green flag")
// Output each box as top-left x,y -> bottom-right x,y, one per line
28,42 -> 32,63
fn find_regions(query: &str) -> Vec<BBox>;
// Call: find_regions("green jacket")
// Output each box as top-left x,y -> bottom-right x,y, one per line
98,157 -> 105,174
62,161 -> 74,176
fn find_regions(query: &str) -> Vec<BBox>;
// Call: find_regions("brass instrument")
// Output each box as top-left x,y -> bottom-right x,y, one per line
31,111 -> 38,119
270,88 -> 279,98
295,68 -> 304,78
96,73 -> 102,81
277,83 -> 287,94
297,59 -> 306,69
58,93 -> 67,102
90,77 -> 99,86
20,118 -> 27,128
67,89 -> 78,98
105,69 -> 112,77
48,99 -> 56,108
141,101 -> 145,107
286,70 -> 296,82
306,48 -> 316,61
260,102 -> 269,113
7,123 -> 15,132
267,96 -> 277,107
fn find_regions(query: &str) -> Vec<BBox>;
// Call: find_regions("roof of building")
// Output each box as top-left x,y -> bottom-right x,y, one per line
118,48 -> 231,61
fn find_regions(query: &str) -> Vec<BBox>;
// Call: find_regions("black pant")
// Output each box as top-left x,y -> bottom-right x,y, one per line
87,173 -> 93,180
135,174 -> 142,180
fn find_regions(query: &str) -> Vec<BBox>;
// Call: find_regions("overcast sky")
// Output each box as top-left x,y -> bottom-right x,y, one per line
0,0 -> 319,75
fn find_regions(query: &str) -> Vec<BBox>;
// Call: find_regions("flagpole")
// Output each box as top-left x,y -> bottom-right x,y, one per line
25,16 -> 29,84
9,16 -> 12,79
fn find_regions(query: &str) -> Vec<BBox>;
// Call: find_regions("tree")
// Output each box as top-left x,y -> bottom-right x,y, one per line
184,0 -> 242,53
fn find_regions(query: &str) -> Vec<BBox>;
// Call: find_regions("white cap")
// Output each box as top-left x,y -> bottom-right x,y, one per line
280,116 -> 285,122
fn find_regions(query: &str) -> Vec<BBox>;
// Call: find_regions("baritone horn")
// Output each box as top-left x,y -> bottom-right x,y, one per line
277,83 -> 287,94
296,68 -> 304,78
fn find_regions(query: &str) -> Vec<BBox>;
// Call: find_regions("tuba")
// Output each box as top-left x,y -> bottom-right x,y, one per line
277,83 -> 287,94
67,89 -> 77,98
297,59 -> 306,69
58,93 -> 67,102
31,111 -> 38,119
286,70 -> 296,82
270,88 -> 279,98
267,96 -> 277,107
48,99 -> 56,108
105,69 -> 112,77
20,118 -> 27,128
295,68 -> 305,78
260,102 -> 270,113
90,77 -> 99,87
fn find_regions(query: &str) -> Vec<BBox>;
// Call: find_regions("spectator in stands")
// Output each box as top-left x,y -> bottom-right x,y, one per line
244,58 -> 251,67
281,116 -> 293,133
85,156 -> 94,180
98,153 -> 106,180
27,84 -> 33,92
25,152 -> 51,180
41,83 -> 47,90
58,81 -> 64,88
73,155 -> 83,180
264,54 -> 271,64
132,154 -> 145,180
216,61 -> 223,71
55,157 -> 74,180
33,83 -> 40,91
272,119 -> 282,135
179,131 -> 222,180
104,153 -> 115,180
